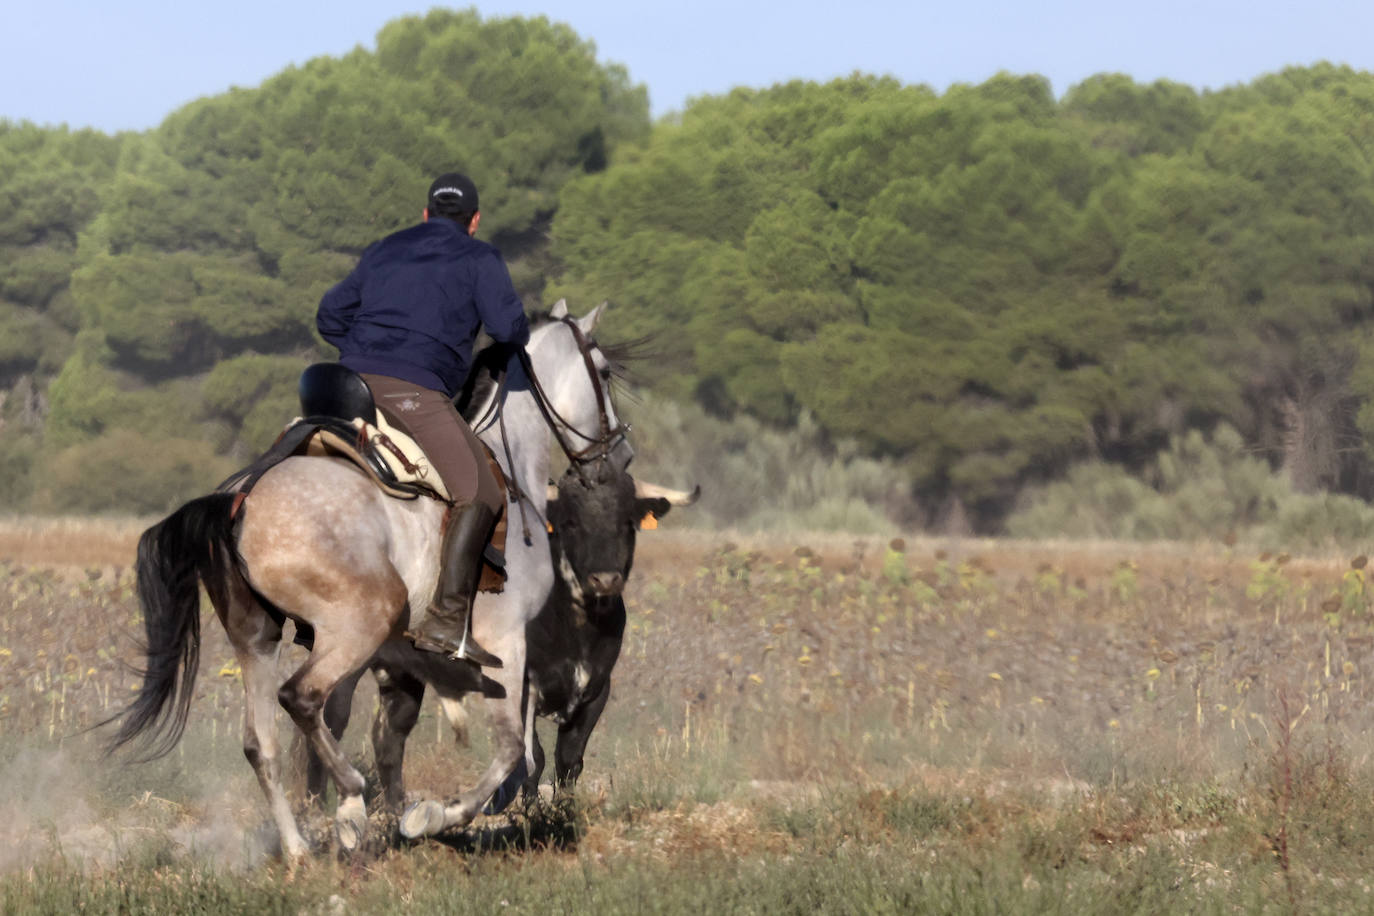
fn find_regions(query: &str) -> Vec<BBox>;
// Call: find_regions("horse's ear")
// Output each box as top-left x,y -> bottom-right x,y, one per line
577,301 -> 608,334
549,298 -> 569,319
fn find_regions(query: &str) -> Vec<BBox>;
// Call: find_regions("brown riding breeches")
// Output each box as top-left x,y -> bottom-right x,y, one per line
360,373 -> 502,514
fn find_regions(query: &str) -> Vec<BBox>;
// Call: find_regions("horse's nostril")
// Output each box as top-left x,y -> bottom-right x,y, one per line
587,571 -> 624,595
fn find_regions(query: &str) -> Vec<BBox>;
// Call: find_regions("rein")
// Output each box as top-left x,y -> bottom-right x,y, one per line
472,316 -> 629,544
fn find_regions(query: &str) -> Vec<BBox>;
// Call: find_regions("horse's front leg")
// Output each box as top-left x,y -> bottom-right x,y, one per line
297,666 -> 366,808
401,636 -> 530,838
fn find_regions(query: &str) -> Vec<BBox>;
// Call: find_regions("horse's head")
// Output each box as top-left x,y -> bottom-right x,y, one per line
526,300 -> 634,474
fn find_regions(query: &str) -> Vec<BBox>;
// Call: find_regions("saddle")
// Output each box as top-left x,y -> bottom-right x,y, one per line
218,363 -> 509,593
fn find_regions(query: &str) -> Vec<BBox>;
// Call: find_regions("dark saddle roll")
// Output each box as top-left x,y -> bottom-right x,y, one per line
299,362 -> 377,425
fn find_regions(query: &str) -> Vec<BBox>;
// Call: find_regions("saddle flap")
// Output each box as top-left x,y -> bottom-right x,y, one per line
298,421 -> 447,502
477,450 -> 508,594
353,415 -> 451,502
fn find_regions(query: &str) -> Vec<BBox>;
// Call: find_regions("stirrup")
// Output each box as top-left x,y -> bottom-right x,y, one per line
454,630 -> 503,668
408,627 -> 503,668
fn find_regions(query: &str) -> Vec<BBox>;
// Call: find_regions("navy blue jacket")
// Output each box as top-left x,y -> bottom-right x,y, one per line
317,218 -> 531,397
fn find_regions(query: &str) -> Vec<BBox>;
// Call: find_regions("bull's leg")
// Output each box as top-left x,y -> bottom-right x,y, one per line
554,678 -> 611,791
278,622 -> 390,852
401,637 -> 530,838
522,719 -> 546,802
371,664 -> 426,812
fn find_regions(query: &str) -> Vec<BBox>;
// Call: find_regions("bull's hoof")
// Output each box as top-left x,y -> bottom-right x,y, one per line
400,800 -> 447,839
335,796 -> 367,852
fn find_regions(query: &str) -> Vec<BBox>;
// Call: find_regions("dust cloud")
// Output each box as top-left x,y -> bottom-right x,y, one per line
0,744 -> 275,873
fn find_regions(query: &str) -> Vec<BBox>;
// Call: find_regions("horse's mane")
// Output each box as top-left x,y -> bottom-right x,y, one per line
455,310 -> 654,422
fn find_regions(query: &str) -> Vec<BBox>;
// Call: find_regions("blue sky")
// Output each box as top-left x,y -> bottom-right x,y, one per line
4,0 -> 1372,133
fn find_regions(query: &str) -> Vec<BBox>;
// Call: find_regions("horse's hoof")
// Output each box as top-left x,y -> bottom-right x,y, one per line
400,800 -> 447,839
336,797 -> 367,852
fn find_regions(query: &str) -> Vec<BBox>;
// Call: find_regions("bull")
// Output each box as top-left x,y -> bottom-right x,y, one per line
523,463 -> 698,796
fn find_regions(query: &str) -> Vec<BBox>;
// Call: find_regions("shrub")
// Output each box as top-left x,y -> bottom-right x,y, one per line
1007,424 -> 1374,548
36,430 -> 237,515
0,432 -> 37,511
619,392 -> 914,532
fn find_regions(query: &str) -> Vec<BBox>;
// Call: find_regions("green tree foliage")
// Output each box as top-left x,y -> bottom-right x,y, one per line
0,122 -> 122,386
203,353 -> 309,453
620,391 -> 913,533
552,65 -> 1374,528
552,73 -> 1129,520
1061,74 -> 1206,156
37,10 -> 649,477
37,430 -> 237,515
9,47 -> 1374,531
1117,66 -> 1374,494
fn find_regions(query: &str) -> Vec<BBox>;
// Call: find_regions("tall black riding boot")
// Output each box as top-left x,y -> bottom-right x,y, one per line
411,502 -> 503,667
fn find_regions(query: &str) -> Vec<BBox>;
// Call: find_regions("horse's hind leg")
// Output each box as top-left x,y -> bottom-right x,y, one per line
242,643 -> 311,859
217,582 -> 309,860
278,613 -> 394,852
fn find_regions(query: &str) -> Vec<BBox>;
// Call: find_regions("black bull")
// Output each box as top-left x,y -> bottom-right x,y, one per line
523,461 -> 683,794
302,462 -> 694,808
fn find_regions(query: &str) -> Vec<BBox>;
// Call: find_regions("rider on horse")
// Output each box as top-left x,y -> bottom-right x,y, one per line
316,172 -> 530,668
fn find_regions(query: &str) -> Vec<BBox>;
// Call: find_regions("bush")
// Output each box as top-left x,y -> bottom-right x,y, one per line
1261,491 -> 1374,549
618,392 -> 915,533
1007,424 -> 1374,548
0,432 -> 37,511
36,430 -> 238,515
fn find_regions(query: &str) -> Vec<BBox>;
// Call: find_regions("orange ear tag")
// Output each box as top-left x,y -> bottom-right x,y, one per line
546,521 -> 554,533
640,511 -> 658,530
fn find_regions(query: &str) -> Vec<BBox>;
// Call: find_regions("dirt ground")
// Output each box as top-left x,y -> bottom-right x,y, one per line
2,516 -> 1373,910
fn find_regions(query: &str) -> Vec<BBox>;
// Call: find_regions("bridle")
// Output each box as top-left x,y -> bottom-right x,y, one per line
472,315 -> 631,542
519,317 -> 632,470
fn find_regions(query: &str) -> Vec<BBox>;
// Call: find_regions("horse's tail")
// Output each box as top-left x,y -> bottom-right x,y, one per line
107,492 -> 239,760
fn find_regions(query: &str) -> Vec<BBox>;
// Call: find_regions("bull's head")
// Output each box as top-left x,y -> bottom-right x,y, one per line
548,460 -> 698,600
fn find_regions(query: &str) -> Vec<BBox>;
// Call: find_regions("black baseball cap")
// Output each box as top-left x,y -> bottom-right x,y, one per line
427,172 -> 479,211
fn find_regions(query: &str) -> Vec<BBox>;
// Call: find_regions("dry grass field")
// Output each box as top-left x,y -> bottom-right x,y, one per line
2,517 -> 1374,912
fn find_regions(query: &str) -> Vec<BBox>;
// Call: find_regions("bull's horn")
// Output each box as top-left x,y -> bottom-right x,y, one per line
547,483 -> 560,501
634,480 -> 700,506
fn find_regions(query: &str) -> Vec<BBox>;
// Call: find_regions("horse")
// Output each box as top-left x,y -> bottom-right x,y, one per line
108,300 -> 632,859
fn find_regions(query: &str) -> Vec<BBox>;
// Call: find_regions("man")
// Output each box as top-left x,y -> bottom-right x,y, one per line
316,172 -> 530,667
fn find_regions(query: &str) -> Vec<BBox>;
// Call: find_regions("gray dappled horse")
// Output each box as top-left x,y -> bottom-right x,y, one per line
108,302 -> 630,859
